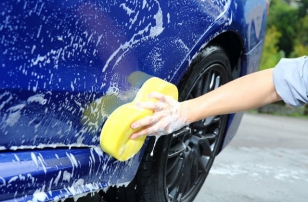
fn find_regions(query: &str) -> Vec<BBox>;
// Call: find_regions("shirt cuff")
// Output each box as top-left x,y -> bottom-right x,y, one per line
273,56 -> 308,107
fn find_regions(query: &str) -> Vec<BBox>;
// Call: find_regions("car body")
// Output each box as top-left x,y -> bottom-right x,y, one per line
0,0 -> 268,201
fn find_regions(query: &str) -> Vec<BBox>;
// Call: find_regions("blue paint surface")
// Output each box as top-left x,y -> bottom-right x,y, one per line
0,0 -> 267,200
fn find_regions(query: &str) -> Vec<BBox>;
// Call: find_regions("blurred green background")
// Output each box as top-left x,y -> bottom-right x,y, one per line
260,0 -> 308,70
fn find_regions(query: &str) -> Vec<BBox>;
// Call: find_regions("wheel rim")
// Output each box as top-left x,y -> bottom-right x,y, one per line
165,63 -> 229,202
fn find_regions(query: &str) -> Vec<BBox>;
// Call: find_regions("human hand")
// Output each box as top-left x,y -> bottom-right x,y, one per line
130,92 -> 188,139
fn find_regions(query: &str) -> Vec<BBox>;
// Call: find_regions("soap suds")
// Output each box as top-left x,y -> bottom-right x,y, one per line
150,135 -> 162,156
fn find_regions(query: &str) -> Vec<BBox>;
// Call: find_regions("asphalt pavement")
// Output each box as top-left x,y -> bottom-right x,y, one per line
194,112 -> 308,202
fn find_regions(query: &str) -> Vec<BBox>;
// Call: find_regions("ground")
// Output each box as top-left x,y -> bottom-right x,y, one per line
195,113 -> 308,202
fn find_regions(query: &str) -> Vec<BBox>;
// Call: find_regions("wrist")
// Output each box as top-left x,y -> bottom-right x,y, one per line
179,101 -> 191,125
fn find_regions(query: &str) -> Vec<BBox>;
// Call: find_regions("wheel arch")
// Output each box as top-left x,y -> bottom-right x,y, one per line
208,31 -> 245,80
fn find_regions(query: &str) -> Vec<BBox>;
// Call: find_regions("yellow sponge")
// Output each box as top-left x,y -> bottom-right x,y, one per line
100,77 -> 178,161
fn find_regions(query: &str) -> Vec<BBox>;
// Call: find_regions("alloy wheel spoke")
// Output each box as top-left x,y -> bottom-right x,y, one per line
191,116 -> 221,134
190,135 -> 214,161
193,77 -> 203,97
199,156 -> 211,172
202,70 -> 212,95
167,157 -> 184,190
178,150 -> 194,195
168,141 -> 186,158
209,72 -> 216,91
190,153 -> 200,184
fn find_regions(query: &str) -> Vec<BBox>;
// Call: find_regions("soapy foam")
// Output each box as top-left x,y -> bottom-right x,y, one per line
150,134 -> 162,156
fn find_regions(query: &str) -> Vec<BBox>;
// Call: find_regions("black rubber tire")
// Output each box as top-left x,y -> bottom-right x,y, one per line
103,45 -> 232,202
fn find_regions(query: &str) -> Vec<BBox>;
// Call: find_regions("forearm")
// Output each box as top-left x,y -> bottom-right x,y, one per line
182,68 -> 282,123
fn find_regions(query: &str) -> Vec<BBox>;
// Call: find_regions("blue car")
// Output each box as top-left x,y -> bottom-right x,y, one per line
0,0 -> 268,201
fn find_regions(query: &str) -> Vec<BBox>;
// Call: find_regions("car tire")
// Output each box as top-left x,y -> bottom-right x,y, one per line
103,45 -> 232,202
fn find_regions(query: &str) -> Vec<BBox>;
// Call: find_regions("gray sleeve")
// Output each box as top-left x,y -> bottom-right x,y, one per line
273,56 -> 308,107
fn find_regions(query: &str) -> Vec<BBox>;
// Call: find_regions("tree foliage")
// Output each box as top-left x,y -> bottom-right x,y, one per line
267,0 -> 299,56
291,14 -> 308,57
259,26 -> 282,70
259,0 -> 308,70
298,0 -> 308,18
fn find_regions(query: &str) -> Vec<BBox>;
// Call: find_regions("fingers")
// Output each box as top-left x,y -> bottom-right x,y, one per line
130,128 -> 149,139
136,101 -> 166,112
148,92 -> 167,101
130,92 -> 178,140
131,114 -> 158,129
130,122 -> 154,139
130,110 -> 169,139
130,119 -> 168,139
131,93 -> 169,129
135,92 -> 174,112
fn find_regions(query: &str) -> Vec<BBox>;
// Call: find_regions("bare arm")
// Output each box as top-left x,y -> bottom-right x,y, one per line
183,68 -> 281,123
130,68 -> 281,139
